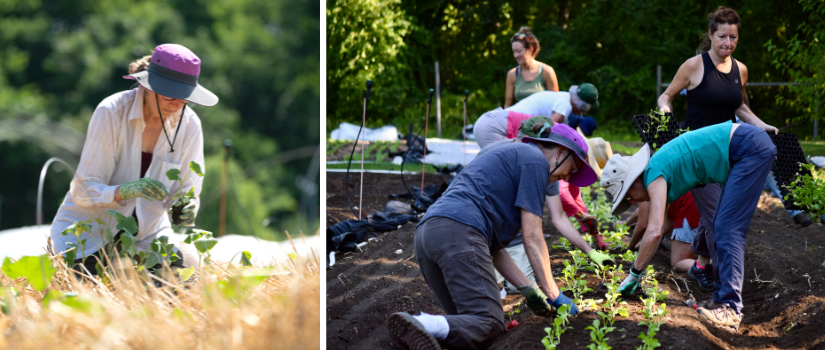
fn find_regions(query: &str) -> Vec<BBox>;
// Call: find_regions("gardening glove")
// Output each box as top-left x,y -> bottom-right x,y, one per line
619,267 -> 643,296
119,178 -> 169,201
580,215 -> 599,234
170,196 -> 198,226
592,234 -> 610,251
586,249 -> 615,267
517,283 -> 553,316
548,293 -> 579,316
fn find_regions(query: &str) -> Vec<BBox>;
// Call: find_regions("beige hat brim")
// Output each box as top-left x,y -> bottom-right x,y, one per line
610,144 -> 651,216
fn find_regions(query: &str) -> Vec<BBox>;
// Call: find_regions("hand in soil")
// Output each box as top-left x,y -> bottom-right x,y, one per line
517,284 -> 553,316
619,268 -> 642,296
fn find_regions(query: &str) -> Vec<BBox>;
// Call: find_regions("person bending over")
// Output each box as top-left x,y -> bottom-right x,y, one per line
601,121 -> 775,332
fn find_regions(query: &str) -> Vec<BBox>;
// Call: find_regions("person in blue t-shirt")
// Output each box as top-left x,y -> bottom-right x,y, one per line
387,123 -> 598,350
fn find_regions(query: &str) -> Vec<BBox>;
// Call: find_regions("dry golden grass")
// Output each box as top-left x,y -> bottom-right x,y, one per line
0,234 -> 320,350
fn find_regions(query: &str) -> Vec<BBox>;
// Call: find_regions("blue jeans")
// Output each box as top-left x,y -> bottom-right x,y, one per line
712,124 -> 776,314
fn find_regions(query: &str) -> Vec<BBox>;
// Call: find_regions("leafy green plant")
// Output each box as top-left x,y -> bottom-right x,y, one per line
552,237 -> 573,251
166,161 -> 205,203
60,220 -> 93,267
784,163 -> 825,220
586,317 -> 614,350
541,304 -> 571,350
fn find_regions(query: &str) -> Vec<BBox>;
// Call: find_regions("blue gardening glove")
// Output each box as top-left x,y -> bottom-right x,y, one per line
517,283 -> 553,316
548,293 -> 579,316
619,267 -> 643,296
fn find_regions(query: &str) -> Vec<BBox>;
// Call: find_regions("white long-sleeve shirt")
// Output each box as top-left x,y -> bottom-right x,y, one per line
50,87 -> 204,258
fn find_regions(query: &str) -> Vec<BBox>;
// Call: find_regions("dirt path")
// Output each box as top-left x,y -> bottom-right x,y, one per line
326,172 -> 825,349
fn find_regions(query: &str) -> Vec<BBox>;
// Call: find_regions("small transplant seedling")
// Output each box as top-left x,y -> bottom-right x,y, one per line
784,163 -> 825,220
541,304 -> 572,350
166,161 -> 205,225
586,317 -> 614,350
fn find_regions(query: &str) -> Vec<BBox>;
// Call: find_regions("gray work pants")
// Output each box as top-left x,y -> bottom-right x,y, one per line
690,183 -> 723,258
414,217 -> 505,350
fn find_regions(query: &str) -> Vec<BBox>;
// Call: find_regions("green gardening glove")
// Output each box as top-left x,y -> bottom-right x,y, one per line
119,178 -> 169,201
517,283 -> 553,316
619,267 -> 643,296
586,249 -> 616,267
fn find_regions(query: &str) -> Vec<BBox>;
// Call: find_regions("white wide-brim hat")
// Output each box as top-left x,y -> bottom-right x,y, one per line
600,143 -> 651,215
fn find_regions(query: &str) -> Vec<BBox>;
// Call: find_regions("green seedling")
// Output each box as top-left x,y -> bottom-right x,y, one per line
60,220 -> 93,267
585,318 -> 614,350
506,309 -> 521,322
784,163 -> 825,220
552,237 -> 573,251
166,161 -> 205,224
570,250 -> 588,271
541,304 -> 571,350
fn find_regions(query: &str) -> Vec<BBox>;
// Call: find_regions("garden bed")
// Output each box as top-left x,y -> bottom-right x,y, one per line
326,172 -> 825,349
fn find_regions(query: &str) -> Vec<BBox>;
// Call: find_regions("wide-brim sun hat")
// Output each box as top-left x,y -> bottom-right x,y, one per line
600,143 -> 651,216
522,123 -> 599,187
124,44 -> 218,107
586,137 -> 613,178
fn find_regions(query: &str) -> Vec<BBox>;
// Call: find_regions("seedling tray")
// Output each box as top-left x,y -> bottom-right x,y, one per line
769,133 -> 811,211
632,113 -> 685,150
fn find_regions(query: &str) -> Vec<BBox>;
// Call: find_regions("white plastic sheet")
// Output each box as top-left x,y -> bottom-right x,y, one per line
329,122 -> 399,141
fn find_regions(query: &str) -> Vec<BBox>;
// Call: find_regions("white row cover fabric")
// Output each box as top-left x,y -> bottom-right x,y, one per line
330,122 -> 400,141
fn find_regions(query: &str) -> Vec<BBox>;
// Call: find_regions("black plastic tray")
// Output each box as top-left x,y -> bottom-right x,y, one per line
768,133 -> 811,211
632,112 -> 685,150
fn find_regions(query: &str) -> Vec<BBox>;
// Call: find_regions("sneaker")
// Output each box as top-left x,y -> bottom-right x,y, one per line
387,312 -> 441,350
793,212 -> 813,227
687,263 -> 717,291
395,295 -> 421,316
698,302 -> 741,332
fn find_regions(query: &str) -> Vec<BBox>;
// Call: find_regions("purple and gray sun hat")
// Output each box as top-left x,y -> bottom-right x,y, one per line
124,44 -> 219,106
521,123 -> 599,187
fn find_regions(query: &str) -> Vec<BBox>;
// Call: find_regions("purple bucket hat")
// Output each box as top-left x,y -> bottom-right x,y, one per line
124,44 -> 218,106
522,123 -> 599,187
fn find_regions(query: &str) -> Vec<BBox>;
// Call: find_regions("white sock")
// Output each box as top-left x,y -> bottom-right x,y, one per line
414,312 -> 450,340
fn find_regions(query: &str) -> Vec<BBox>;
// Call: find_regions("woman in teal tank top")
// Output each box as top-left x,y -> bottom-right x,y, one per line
504,27 -> 558,108
600,121 -> 776,332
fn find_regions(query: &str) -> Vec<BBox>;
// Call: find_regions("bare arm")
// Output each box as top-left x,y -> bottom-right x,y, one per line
492,248 -> 532,287
550,112 -> 565,124
543,64 -> 559,92
522,208 -> 560,300
505,69 -> 517,108
628,202 -> 649,250
734,64 -> 778,134
547,195 -> 592,254
633,177 -> 668,270
658,58 -> 698,113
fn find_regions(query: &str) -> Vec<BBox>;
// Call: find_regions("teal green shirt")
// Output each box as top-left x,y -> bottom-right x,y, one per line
643,121 -> 733,203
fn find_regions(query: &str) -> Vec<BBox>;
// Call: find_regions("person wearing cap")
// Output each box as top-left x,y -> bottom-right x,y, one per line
50,44 -> 219,276
474,84 -> 600,148
388,122 -> 598,350
473,117 -> 614,295
600,120 -> 775,331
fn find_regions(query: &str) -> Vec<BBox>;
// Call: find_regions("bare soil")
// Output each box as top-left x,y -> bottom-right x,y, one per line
326,172 -> 825,350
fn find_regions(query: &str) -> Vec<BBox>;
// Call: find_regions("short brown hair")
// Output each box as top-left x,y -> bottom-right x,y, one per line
510,26 -> 540,58
128,55 -> 151,74
708,6 -> 740,34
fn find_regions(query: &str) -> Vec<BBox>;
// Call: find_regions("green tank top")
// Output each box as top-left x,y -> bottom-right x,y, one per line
513,65 -> 546,102
643,121 -> 733,203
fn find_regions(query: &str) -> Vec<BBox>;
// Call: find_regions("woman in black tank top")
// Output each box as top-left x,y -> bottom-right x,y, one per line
657,7 -> 777,134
